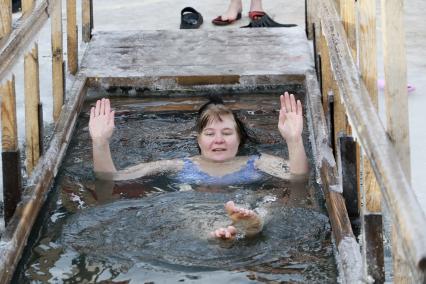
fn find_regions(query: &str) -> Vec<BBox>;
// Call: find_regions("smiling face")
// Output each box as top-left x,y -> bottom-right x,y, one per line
197,114 -> 240,162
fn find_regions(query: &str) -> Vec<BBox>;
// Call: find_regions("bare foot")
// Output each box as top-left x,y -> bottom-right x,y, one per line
221,0 -> 243,21
249,0 -> 264,13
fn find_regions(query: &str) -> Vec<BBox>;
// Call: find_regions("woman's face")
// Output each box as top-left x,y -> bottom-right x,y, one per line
197,114 -> 240,162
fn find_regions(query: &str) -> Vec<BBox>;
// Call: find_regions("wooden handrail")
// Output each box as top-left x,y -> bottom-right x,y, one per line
0,0 -> 53,81
0,75 -> 88,284
318,0 -> 426,275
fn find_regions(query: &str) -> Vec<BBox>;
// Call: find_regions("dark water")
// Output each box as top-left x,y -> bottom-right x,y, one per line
18,95 -> 337,283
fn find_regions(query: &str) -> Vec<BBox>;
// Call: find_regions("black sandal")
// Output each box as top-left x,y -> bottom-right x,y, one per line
242,13 -> 297,28
180,7 -> 203,29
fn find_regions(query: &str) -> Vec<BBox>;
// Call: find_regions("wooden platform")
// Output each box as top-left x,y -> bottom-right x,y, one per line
80,27 -> 313,83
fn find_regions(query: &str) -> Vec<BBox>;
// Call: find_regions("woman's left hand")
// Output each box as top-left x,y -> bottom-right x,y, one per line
278,92 -> 303,143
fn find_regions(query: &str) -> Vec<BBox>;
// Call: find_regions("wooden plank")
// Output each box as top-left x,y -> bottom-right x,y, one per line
358,1 -> 384,281
177,75 -> 240,86
1,76 -> 18,151
0,0 -> 52,81
80,29 -> 312,78
305,70 -> 362,282
319,32 -> 331,117
381,0 -> 412,281
1,76 -> 22,225
319,24 -> 350,152
0,75 -> 88,284
51,0 -> 64,122
67,0 -> 78,74
2,151 -> 22,225
305,0 -> 316,40
24,44 -> 41,174
339,136 -> 358,220
22,0 -> 35,17
82,0 -> 91,42
319,0 -> 426,275
339,0 -> 356,59
363,214 -> 385,281
380,0 -> 410,179
0,0 -> 12,39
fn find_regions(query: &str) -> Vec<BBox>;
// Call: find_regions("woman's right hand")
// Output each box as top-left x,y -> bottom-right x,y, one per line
89,98 -> 115,144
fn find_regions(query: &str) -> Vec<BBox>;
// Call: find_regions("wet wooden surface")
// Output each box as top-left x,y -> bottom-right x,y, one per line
80,28 -> 312,79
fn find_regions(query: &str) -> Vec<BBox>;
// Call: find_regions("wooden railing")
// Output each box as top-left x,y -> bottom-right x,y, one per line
0,0 -> 92,282
307,0 -> 426,282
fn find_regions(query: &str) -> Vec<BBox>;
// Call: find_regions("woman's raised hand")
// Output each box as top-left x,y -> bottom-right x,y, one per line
278,92 -> 303,144
89,98 -> 115,144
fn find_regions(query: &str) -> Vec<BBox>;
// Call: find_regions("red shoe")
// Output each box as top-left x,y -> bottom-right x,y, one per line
248,10 -> 266,20
212,12 -> 242,26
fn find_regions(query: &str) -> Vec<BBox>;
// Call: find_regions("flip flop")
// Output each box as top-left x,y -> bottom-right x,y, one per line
377,79 -> 416,93
212,12 -> 242,26
241,13 -> 297,28
180,7 -> 203,29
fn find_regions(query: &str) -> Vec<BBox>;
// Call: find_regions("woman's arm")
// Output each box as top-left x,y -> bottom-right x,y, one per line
89,98 -> 117,174
277,92 -> 309,175
111,159 -> 184,181
89,98 -> 184,180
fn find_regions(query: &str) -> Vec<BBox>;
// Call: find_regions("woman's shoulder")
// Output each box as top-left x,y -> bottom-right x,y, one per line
255,153 -> 291,179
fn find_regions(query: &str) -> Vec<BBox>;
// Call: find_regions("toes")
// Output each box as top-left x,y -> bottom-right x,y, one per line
227,226 -> 237,235
212,227 -> 237,240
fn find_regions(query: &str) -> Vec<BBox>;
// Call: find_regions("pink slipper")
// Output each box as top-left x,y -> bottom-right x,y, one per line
377,79 -> 416,93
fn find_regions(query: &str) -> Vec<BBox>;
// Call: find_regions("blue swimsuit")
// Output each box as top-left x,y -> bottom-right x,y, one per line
175,155 -> 263,185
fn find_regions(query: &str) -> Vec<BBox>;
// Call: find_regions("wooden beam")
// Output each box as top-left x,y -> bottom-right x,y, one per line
0,0 -> 12,40
24,44 -> 41,174
51,0 -> 64,122
67,0 -> 78,74
319,0 -> 426,276
82,0 -> 91,42
0,0 -> 52,81
0,75 -> 88,284
305,71 -> 363,282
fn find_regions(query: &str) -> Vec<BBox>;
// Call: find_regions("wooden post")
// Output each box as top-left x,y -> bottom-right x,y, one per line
340,0 -> 357,60
82,0 -> 92,42
22,0 -> 35,17
306,0 -> 316,40
24,44 -> 41,174
51,0 -> 64,122
381,0 -> 411,281
319,0 -> 426,277
358,0 -> 384,282
1,76 -> 22,225
67,0 -> 78,74
0,0 -> 12,39
319,32 -> 331,115
381,0 -> 410,177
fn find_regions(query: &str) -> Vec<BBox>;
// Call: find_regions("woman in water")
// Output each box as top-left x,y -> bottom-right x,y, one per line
89,92 -> 308,240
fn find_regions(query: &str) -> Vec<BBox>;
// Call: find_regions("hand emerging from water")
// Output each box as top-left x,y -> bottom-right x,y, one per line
89,98 -> 115,144
278,92 -> 303,144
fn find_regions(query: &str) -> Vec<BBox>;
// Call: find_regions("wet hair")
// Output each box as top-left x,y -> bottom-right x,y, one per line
196,96 -> 251,151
